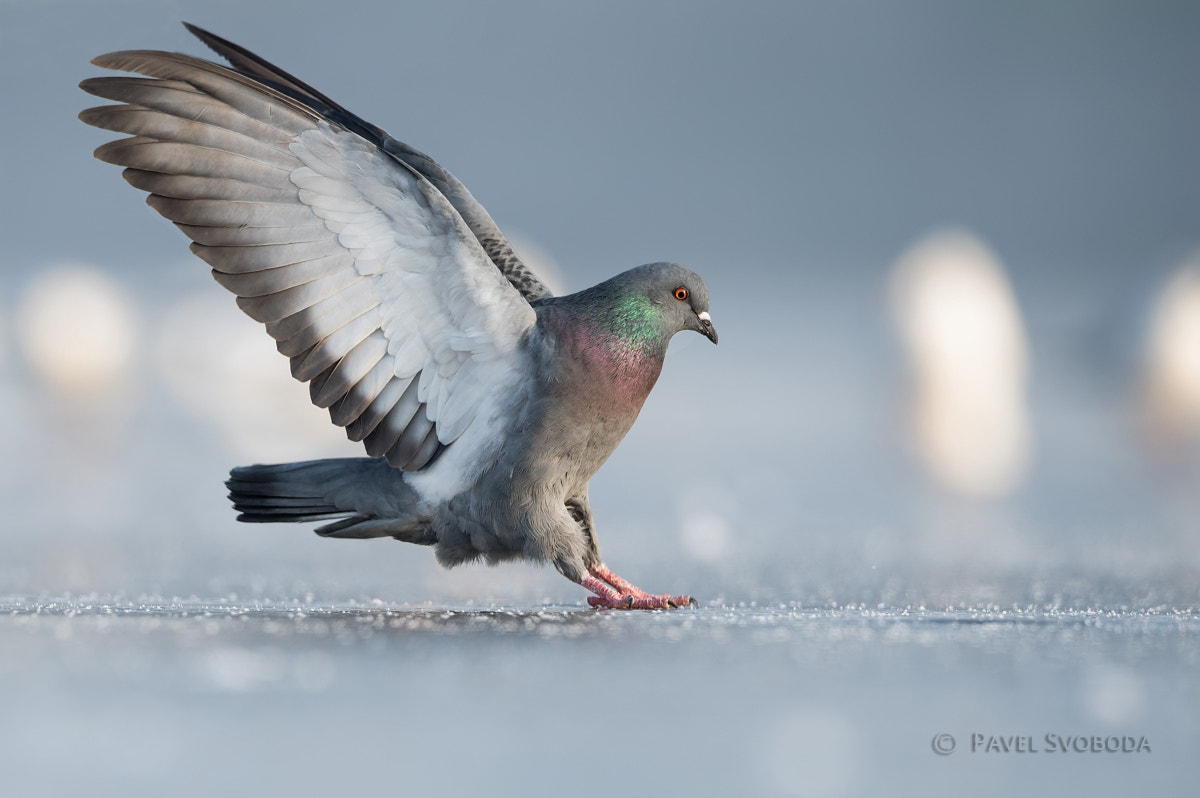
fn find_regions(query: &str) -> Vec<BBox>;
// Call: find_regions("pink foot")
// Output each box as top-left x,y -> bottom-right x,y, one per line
581,563 -> 697,610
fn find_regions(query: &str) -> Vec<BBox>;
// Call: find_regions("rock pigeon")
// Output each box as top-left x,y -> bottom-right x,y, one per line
79,23 -> 717,609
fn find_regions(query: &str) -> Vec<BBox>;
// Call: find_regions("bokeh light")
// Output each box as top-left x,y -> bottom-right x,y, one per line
677,482 -> 736,564
889,229 -> 1032,498
16,264 -> 138,397
1141,256 -> 1200,453
0,289 -> 7,369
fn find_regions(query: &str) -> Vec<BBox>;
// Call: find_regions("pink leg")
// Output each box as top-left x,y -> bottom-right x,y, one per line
581,563 -> 697,610
589,563 -> 653,597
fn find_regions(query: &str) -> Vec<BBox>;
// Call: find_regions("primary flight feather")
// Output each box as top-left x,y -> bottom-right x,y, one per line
80,23 -> 718,609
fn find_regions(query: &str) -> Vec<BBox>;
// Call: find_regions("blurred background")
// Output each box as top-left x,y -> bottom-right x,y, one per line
3,2 -> 1199,796
3,0 -> 1197,606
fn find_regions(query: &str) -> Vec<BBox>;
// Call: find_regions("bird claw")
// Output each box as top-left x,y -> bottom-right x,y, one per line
581,564 -> 696,610
587,592 -> 696,610
580,568 -> 695,610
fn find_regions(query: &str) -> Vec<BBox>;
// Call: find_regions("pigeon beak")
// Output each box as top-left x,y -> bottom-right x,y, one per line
697,311 -> 718,344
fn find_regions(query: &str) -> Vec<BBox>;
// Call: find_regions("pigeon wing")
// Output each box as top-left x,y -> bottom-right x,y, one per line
80,48 -> 537,471
181,22 -> 554,302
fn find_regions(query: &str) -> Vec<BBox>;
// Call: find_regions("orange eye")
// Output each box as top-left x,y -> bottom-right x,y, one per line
673,287 -> 689,301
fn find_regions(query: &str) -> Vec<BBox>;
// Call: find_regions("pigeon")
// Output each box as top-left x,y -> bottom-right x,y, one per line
79,23 -> 717,609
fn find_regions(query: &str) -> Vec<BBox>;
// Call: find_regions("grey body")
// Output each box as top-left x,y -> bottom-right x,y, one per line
231,264 -> 713,583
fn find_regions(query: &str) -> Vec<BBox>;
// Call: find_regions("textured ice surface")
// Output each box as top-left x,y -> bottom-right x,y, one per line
2,598 -> 1197,797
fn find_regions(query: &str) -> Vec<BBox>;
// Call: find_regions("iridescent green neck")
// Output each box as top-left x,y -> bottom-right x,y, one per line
537,290 -> 667,403
605,294 -> 669,355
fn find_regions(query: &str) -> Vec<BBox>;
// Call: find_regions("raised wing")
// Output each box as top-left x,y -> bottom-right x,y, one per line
80,46 -> 537,471
181,22 -> 554,302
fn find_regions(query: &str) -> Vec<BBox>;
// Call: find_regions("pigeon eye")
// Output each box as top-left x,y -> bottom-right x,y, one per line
673,287 -> 689,301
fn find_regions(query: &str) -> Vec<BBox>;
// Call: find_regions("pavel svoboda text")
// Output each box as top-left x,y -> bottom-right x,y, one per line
971,734 -> 1150,753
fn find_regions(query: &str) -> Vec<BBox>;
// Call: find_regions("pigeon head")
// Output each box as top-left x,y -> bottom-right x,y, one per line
589,262 -> 718,351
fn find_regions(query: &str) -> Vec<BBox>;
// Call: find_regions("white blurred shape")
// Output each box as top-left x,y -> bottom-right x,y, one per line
680,512 -> 732,563
16,265 -> 138,395
1082,664 -> 1145,725
0,290 -> 7,368
1142,258 -> 1200,449
677,483 -> 736,563
890,229 -> 1032,497
155,294 -> 358,462
761,709 -> 857,797
201,647 -> 286,692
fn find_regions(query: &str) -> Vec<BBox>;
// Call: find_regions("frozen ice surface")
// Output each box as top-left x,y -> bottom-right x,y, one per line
2,597 -> 1197,797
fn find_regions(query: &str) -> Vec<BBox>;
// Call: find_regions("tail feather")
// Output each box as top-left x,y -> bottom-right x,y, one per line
225,458 -> 433,543
227,462 -> 350,522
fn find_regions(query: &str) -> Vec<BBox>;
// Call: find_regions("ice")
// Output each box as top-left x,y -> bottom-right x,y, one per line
1,599 -> 1196,796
